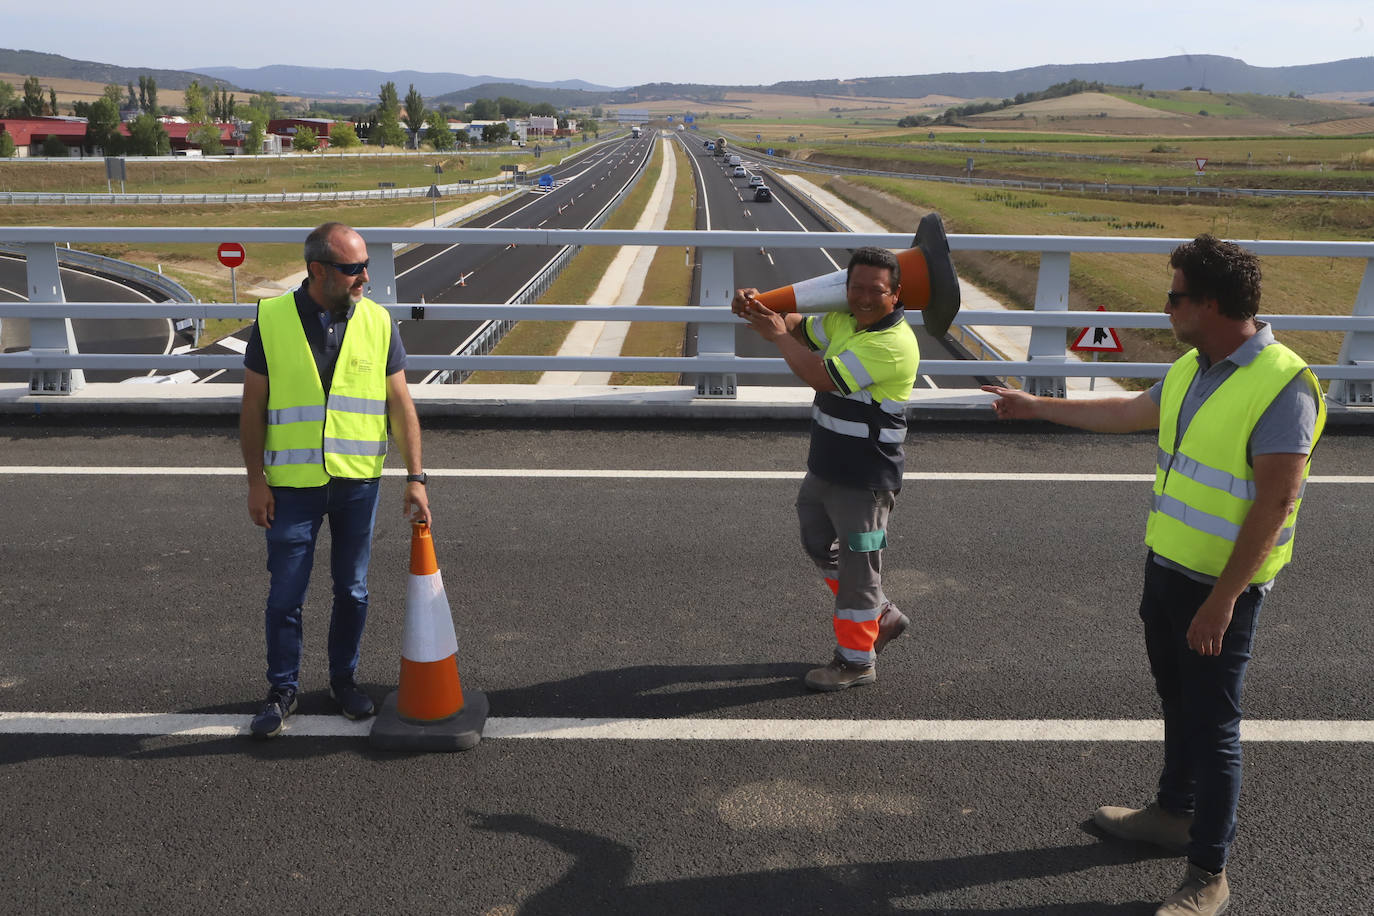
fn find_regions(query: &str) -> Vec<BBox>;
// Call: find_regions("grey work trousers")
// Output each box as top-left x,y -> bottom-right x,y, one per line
795,472 -> 896,664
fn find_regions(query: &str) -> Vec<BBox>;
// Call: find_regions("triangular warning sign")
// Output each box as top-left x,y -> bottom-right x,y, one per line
1071,324 -> 1124,353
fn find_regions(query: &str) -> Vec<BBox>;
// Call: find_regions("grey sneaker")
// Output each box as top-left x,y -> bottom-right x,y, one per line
804,655 -> 876,692
873,602 -> 909,655
1094,801 -> 1192,854
1156,863 -> 1229,915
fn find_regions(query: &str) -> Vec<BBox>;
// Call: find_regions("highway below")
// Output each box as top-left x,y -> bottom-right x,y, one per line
679,135 -> 985,389
2,418 -> 1372,914
195,134 -> 659,387
0,254 -> 174,383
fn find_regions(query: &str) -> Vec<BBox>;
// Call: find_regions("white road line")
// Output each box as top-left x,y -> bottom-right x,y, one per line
769,186 -> 843,271
396,243 -> 459,279
2,712 -> 1370,742
1,467 -> 1372,483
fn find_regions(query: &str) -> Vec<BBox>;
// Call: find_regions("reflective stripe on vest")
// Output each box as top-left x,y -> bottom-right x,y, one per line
1144,343 -> 1325,582
259,291 -> 392,487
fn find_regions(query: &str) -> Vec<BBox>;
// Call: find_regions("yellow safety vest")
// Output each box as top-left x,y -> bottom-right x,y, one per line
258,291 -> 392,487
1144,343 -> 1325,582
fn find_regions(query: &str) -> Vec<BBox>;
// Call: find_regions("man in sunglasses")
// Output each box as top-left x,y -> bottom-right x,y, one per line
239,221 -> 431,739
982,234 -> 1324,916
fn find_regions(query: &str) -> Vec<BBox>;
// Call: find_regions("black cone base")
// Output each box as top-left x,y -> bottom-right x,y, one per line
369,688 -> 488,752
914,212 -> 961,337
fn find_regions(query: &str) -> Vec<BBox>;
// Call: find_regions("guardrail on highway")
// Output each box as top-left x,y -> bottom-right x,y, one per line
0,133 -> 627,206
1,227 -> 1372,405
0,242 -> 195,304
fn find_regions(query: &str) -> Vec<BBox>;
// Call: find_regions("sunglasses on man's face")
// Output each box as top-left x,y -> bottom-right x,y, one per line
322,260 -> 369,276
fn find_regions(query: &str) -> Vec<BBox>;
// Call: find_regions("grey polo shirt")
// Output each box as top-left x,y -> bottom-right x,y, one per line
1146,321 -> 1320,587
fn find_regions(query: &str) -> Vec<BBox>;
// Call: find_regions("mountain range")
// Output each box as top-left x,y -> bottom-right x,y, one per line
3,48 -> 1372,105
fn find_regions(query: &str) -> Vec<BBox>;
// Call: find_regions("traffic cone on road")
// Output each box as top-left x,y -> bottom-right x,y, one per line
747,211 -> 962,336
370,522 -> 488,751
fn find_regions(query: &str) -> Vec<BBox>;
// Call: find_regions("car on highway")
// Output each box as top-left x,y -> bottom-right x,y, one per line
753,186 -> 772,202
747,175 -> 764,187
732,165 -> 747,177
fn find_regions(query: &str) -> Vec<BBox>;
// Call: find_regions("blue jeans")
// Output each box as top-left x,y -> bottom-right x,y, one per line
1139,553 -> 1265,874
263,478 -> 380,691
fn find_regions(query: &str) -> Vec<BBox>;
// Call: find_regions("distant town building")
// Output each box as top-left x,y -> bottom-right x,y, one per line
0,117 -> 88,157
267,118 -> 336,151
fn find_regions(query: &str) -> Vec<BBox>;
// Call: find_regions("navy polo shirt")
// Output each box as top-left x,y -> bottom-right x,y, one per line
243,280 -> 406,390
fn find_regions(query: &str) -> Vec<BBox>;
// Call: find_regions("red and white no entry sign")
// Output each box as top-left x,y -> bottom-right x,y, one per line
217,243 -> 245,269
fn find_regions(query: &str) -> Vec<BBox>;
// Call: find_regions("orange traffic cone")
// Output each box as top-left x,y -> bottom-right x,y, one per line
370,522 -> 488,751
747,211 -> 962,337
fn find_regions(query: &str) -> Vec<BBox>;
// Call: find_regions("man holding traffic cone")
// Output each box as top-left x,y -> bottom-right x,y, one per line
370,522 -> 488,751
735,243 -> 928,692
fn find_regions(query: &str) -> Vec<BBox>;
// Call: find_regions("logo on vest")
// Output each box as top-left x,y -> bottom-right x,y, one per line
349,356 -> 374,374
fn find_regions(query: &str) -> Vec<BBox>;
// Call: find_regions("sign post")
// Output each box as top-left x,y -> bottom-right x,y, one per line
427,183 -> 442,225
217,242 -> 245,306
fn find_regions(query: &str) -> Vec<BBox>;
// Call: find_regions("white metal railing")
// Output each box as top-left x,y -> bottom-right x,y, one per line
1,228 -> 1372,403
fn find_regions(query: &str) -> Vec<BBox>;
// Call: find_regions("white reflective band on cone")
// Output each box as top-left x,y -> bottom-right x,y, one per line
402,571 -> 460,663
792,271 -> 849,313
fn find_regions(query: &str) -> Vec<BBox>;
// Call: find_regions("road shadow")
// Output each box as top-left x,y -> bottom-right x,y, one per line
470,811 -> 1160,915
483,661 -> 814,717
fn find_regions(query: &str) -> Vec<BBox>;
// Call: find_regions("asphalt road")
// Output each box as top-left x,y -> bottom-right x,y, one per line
679,136 -> 984,389
0,253 -> 174,383
2,418 -> 1371,914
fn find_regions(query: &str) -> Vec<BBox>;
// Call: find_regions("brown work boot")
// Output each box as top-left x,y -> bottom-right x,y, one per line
804,655 -> 876,692
1093,802 -> 1192,854
873,602 -> 909,655
1156,863 -> 1229,915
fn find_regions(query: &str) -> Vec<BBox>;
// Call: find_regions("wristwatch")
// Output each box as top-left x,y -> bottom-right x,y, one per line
405,473 -> 428,485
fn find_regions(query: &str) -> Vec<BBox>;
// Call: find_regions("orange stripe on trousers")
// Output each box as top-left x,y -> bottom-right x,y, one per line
833,617 -> 879,653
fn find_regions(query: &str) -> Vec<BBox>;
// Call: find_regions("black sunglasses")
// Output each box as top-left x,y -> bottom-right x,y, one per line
322,260 -> 369,276
1166,290 -> 1190,305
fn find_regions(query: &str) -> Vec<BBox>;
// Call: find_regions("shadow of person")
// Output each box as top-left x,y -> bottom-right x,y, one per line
471,811 -> 1160,915
485,661 -> 815,718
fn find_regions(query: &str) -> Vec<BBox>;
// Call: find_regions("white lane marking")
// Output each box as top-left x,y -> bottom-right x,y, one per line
768,187 -> 842,271
396,244 -> 459,279
0,468 -> 1371,484
2,713 -> 1371,742
0,285 -> 26,298
922,374 -> 939,389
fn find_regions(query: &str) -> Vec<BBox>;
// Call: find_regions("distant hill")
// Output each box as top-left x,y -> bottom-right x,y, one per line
431,82 -> 609,108
7,49 -> 1372,110
193,65 -> 615,100
0,48 -> 232,91
770,55 -> 1374,100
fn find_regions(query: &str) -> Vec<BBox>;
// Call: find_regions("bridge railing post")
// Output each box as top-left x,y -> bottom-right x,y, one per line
1328,256 -> 1374,406
24,241 -> 84,395
364,240 -> 398,308
1024,249 -> 1070,398
694,245 -> 737,398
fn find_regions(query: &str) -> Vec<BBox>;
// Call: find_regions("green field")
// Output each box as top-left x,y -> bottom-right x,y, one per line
815,172 -> 1370,374
0,149 -> 561,195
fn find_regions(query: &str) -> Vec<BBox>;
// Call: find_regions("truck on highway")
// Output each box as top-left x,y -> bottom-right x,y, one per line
714,137 -> 726,156
631,126 -> 642,139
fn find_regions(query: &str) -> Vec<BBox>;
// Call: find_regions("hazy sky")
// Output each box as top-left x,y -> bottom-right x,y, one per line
6,0 -> 1370,87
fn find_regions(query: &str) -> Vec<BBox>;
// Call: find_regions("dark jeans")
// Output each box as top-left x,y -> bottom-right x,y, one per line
1139,552 -> 1265,874
263,478 -> 380,691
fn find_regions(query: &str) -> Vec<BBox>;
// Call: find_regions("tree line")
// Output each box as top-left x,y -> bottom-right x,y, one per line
0,74 -> 600,157
897,80 -> 1109,127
